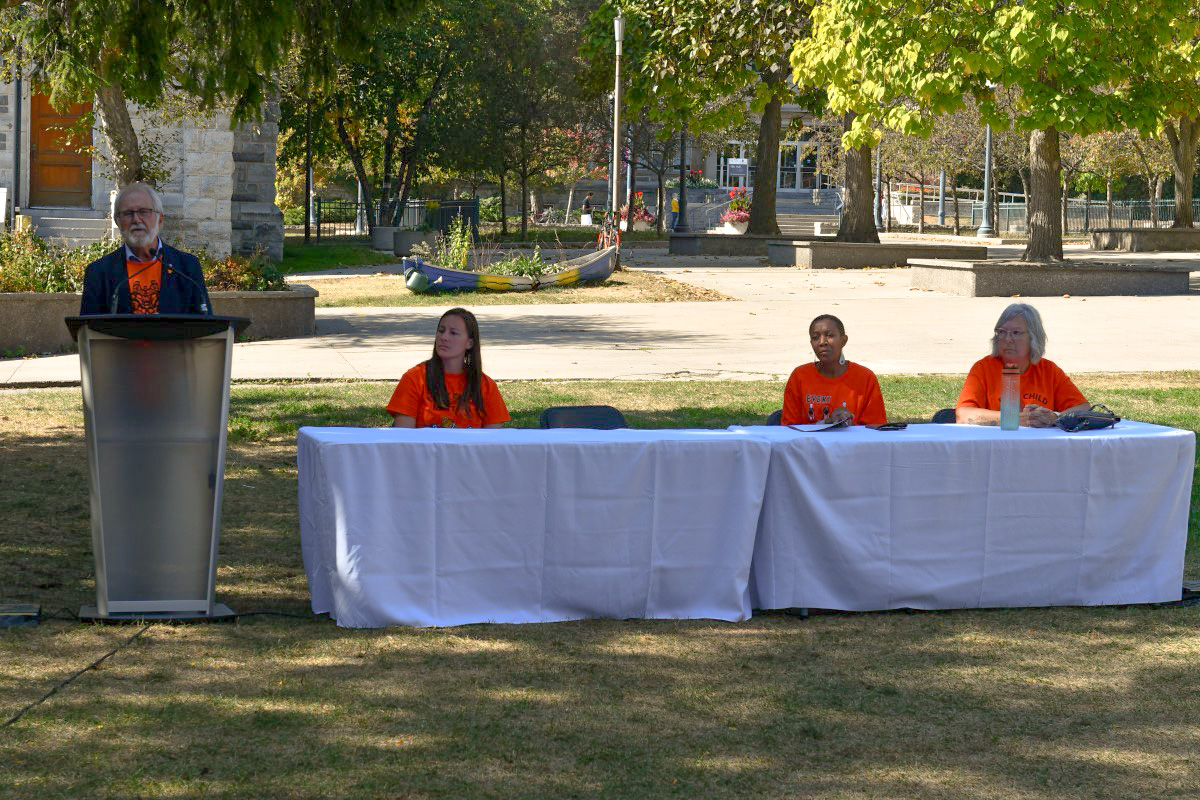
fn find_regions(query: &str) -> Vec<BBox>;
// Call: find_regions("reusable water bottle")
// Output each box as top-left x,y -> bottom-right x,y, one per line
1000,364 -> 1020,430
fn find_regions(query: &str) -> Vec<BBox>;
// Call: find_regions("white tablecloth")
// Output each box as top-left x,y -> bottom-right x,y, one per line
731,421 -> 1195,611
298,427 -> 772,627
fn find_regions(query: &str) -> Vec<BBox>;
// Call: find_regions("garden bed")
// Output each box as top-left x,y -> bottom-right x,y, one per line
1,286 -> 318,356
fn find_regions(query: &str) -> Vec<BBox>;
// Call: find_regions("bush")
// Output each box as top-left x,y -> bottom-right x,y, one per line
282,206 -> 306,225
0,229 -> 117,293
200,248 -> 288,291
479,196 -> 504,223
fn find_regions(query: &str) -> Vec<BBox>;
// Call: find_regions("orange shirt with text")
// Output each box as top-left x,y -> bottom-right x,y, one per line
956,356 -> 1087,412
782,362 -> 888,425
386,363 -> 510,428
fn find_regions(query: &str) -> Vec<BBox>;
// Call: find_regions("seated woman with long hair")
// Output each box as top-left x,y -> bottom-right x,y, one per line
782,314 -> 887,426
387,307 -> 510,428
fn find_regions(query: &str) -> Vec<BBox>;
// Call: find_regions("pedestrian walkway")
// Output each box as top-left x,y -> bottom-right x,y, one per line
3,244 -> 1198,387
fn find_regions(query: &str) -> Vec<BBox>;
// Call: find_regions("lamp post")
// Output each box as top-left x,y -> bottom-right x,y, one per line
611,13 -> 625,222
674,120 -> 690,232
874,142 -> 883,229
938,170 -> 946,226
978,124 -> 995,237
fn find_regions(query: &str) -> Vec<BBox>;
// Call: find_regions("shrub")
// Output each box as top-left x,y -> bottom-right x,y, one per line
486,247 -> 553,278
199,248 -> 288,291
479,195 -> 504,223
0,229 -> 117,293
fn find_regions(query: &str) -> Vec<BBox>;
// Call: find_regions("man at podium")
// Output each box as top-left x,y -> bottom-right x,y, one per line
80,182 -> 210,315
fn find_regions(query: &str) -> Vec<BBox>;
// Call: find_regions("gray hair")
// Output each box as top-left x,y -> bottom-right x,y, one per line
112,182 -> 164,223
991,303 -> 1046,363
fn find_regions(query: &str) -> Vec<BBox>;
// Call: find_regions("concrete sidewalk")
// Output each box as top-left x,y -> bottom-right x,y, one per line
3,243 -> 1198,387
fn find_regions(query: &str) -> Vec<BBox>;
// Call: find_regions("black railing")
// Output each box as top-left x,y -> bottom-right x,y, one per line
315,198 -> 481,242
313,199 -> 369,241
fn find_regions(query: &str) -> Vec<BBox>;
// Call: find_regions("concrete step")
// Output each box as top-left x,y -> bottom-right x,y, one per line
29,216 -> 113,248
778,213 -> 841,236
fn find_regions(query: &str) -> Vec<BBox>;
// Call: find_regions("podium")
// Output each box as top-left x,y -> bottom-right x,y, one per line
66,315 -> 250,621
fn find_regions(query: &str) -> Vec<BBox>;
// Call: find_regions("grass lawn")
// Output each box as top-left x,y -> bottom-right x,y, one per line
2,377 -> 1198,799
280,235 -> 400,275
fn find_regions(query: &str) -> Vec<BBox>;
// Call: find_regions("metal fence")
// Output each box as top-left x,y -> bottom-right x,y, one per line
967,199 -> 1200,234
314,198 -> 481,241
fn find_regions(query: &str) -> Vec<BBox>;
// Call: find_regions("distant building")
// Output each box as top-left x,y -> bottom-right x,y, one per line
0,80 -> 283,260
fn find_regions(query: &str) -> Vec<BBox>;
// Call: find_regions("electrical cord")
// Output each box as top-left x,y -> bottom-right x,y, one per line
3,623 -> 154,728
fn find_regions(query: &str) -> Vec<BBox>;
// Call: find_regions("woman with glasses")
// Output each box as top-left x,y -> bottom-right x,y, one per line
956,303 -> 1089,427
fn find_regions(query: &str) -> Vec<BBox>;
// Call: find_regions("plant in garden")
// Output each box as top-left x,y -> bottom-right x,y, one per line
0,229 -> 118,293
620,191 -> 657,224
667,169 -> 720,189
720,188 -> 752,224
487,247 -> 553,278
423,213 -> 473,268
200,248 -> 288,292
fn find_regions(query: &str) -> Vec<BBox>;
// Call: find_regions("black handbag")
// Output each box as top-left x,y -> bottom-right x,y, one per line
1056,404 -> 1120,432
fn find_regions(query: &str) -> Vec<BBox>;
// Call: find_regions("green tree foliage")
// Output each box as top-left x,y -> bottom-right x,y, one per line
794,0 -> 1200,260
0,0 -> 421,186
584,0 -> 818,237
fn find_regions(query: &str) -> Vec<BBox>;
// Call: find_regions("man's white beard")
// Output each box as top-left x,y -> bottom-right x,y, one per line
124,223 -> 160,252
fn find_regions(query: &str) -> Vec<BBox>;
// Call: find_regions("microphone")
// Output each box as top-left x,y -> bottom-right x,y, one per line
109,260 -> 159,314
166,264 -> 212,315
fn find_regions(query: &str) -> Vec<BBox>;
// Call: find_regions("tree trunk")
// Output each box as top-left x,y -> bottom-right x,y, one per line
836,114 -> 880,243
94,85 -> 143,186
917,171 -> 926,234
1164,115 -> 1200,228
748,88 -> 782,236
1023,127 -> 1064,262
1060,175 -> 1068,235
1154,176 -> 1164,225
565,185 -> 575,225
952,183 -> 960,235
499,170 -> 508,236
334,113 -> 374,234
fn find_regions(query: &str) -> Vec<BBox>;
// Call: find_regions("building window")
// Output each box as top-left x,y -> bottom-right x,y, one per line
0,95 -> 8,114
0,133 -> 7,152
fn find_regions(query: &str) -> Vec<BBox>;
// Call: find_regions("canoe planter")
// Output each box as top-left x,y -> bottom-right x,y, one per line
403,247 -> 617,293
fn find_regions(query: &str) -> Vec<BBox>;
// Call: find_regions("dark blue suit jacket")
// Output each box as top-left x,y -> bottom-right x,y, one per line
80,244 -> 209,315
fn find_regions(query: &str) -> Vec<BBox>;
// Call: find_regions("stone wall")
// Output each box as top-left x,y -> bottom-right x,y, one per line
231,98 -> 284,262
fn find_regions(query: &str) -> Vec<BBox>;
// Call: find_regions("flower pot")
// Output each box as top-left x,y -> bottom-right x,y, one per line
394,229 -> 436,256
620,220 -> 652,232
722,221 -> 749,235
372,226 -> 400,251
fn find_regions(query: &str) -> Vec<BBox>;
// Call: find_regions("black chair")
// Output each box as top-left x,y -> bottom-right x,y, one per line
766,409 -> 783,426
539,405 -> 628,430
932,408 -> 957,424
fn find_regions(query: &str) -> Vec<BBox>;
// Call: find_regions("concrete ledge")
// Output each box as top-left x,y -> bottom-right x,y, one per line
1091,227 -> 1200,252
669,233 -> 814,256
767,240 -> 989,268
0,286 -> 318,355
909,259 -> 1192,296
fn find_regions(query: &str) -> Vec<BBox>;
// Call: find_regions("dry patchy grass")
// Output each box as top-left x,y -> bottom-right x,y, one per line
302,269 -> 732,308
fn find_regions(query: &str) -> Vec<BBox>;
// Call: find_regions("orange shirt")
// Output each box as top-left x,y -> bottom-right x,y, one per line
782,362 -> 888,425
127,256 -> 163,315
386,363 -> 511,428
956,356 -> 1087,412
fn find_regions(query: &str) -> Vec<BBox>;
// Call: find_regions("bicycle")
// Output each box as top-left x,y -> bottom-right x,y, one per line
596,212 -> 621,250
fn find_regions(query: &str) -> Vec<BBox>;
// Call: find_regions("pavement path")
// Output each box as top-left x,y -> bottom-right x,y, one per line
3,243 -> 1198,387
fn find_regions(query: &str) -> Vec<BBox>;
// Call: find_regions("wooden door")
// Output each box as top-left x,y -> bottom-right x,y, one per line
30,93 -> 92,207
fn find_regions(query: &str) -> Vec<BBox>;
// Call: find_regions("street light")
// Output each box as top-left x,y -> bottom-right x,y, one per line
978,124 -> 995,237
611,13 -> 625,221
674,121 -> 690,233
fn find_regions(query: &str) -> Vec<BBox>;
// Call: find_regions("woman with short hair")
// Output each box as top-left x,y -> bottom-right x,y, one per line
956,303 -> 1089,427
387,308 -> 510,429
782,314 -> 887,426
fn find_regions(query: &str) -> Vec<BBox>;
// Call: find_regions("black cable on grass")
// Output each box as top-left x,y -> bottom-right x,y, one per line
2,623 -> 154,728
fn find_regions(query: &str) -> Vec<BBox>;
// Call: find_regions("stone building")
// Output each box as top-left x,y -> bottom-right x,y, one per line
0,81 -> 283,261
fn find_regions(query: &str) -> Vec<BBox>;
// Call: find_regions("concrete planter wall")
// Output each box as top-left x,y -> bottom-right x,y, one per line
0,285 -> 318,355
393,230 -> 437,256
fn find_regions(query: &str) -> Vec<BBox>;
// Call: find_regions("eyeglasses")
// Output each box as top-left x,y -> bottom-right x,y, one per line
117,208 -> 158,222
994,328 -> 1029,340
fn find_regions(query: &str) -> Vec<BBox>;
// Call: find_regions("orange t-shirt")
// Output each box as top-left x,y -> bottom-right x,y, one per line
782,362 -> 888,425
127,257 -> 163,315
956,356 -> 1087,412
386,363 -> 511,428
